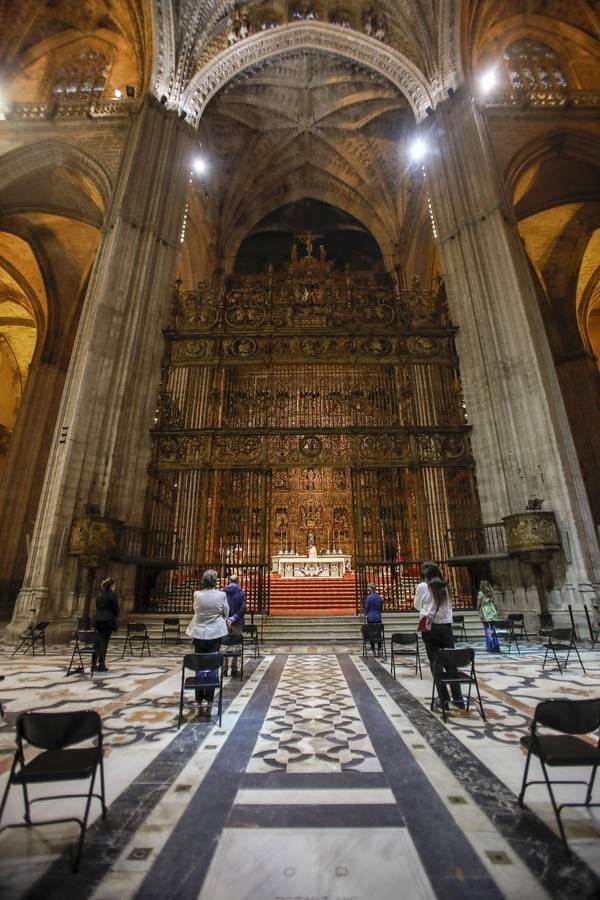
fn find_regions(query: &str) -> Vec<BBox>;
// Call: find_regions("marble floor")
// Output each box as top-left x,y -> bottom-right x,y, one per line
0,634 -> 600,899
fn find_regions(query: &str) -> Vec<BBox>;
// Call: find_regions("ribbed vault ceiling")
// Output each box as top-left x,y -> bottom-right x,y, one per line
201,49 -> 414,261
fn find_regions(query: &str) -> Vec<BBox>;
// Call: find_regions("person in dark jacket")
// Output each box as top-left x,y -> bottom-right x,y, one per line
364,583 -> 384,655
93,577 -> 119,672
223,575 -> 246,675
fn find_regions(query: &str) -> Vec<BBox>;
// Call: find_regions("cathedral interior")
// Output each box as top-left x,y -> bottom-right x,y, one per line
0,1 -> 600,897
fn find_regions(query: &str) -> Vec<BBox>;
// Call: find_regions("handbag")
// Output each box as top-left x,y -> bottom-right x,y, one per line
416,591 -> 439,633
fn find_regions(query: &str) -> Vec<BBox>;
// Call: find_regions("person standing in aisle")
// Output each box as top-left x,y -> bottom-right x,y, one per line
93,577 -> 119,672
364,582 -> 384,655
414,561 -> 465,711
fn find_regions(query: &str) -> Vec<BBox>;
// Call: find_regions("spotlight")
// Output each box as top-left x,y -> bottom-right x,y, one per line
160,94 -> 167,105
114,88 -> 122,98
126,85 -> 135,98
192,156 -> 207,175
425,106 -> 434,117
447,87 -> 455,97
180,109 -> 188,120
408,137 -> 428,163
478,68 -> 497,96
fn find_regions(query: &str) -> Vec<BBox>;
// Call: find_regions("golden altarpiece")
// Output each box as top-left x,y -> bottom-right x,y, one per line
140,243 -> 481,614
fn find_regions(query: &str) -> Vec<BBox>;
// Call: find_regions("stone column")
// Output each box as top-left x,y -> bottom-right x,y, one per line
10,98 -> 194,634
0,359 -> 66,616
424,87 -> 600,601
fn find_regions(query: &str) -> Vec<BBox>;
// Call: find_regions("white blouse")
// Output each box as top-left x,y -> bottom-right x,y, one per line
413,580 -> 453,625
186,588 -> 229,640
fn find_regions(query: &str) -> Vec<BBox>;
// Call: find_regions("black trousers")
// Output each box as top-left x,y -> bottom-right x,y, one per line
193,638 -> 222,701
93,622 -> 114,669
422,623 -> 463,703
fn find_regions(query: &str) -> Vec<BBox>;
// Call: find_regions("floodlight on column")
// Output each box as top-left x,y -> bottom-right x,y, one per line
408,137 -> 427,164
192,157 -> 208,175
478,68 -> 498,96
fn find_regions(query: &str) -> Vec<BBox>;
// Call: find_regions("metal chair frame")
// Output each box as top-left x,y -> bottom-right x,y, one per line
178,652 -> 224,728
584,604 -> 599,649
221,632 -> 244,680
161,617 -> 182,646
452,614 -> 468,643
542,627 -> 586,675
518,698 -> 600,852
430,647 -> 486,723
361,623 -> 387,660
242,623 -> 260,659
390,632 -> 422,679
11,621 -> 50,658
489,619 -> 520,654
0,710 -> 107,873
120,622 -> 151,658
66,629 -> 101,676
507,613 -> 531,641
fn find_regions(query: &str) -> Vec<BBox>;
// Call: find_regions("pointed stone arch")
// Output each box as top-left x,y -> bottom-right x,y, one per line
181,22 -> 434,125
0,139 -> 112,216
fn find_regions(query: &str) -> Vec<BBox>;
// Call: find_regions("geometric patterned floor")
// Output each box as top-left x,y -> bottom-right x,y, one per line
1,636 -> 600,899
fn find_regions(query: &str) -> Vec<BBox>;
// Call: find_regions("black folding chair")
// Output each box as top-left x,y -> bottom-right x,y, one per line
452,614 -> 468,642
11,621 -> 50,657
508,613 -> 530,641
518,698 -> 600,852
584,605 -> 599,649
242,623 -> 260,659
542,628 -> 586,675
120,622 -> 151,658
0,710 -> 107,872
430,648 -> 486,723
361,623 -> 387,659
66,629 -> 102,676
178,653 -> 223,728
390,633 -> 422,679
490,619 -> 520,655
161,617 -> 181,646
221,633 -> 244,680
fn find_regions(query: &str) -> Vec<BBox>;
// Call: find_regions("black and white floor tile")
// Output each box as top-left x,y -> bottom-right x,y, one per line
0,637 -> 599,899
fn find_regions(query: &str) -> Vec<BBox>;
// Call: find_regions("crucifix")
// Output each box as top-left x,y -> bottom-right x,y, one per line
295,230 -> 323,258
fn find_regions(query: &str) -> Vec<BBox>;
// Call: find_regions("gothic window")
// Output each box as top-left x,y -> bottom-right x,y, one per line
51,51 -> 109,99
504,40 -> 568,91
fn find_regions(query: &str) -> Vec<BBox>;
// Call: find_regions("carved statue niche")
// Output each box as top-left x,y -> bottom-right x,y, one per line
274,507 -> 288,535
300,503 -> 322,528
303,467 -> 319,491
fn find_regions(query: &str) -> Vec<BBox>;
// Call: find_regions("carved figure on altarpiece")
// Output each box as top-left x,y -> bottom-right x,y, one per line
302,467 -> 320,491
213,435 -> 263,463
273,470 -> 289,490
300,504 -> 322,529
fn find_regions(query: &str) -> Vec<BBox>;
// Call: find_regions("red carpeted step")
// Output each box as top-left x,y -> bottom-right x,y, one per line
269,574 -> 358,616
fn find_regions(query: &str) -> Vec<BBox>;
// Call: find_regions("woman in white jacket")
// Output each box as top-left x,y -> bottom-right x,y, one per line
186,569 -> 229,705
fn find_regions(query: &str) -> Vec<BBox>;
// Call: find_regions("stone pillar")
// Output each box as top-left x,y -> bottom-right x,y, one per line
10,98 -> 194,634
424,87 -> 600,601
0,359 -> 66,616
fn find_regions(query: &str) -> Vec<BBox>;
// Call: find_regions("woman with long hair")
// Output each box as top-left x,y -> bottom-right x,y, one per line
414,561 -> 464,711
477,580 -> 499,652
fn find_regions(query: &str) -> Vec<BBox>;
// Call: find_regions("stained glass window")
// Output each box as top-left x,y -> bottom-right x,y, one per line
504,40 -> 567,91
51,51 -> 109,99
